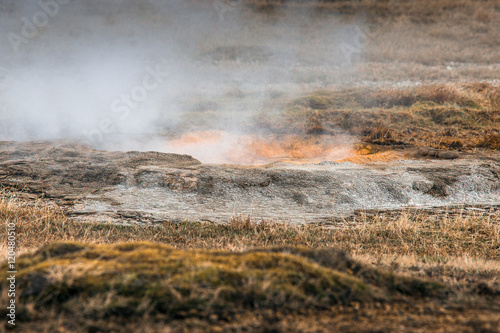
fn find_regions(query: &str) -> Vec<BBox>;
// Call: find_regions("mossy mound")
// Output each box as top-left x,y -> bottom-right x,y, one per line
257,83 -> 500,150
1,242 -> 447,323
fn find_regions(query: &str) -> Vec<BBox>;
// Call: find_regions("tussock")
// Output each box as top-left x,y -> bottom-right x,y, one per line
258,83 -> 500,149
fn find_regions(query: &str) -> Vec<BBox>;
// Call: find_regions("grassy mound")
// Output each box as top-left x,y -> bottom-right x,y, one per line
255,83 -> 500,149
1,242 -> 449,325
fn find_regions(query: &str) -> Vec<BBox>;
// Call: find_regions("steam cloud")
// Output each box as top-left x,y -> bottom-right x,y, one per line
0,0 -> 363,163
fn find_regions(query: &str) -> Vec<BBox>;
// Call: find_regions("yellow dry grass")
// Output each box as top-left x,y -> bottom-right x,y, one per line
253,83 -> 500,151
0,195 -> 499,331
1,195 -> 498,261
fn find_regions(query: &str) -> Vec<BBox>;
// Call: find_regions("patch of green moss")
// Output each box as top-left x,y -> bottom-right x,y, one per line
1,243 -> 373,319
0,242 -> 451,322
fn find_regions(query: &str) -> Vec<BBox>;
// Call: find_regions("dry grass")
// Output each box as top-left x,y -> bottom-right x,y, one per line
478,133 -> 500,149
0,196 -> 499,331
255,83 -> 500,150
245,0 -> 499,18
1,194 -> 499,292
288,83 -> 496,110
1,195 -> 499,260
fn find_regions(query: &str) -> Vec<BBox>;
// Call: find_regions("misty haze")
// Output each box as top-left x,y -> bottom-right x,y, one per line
1,0 -> 365,163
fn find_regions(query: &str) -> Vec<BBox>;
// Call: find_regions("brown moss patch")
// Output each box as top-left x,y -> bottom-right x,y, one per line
256,83 -> 500,151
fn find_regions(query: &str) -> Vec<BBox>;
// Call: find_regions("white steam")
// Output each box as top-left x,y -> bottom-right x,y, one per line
0,0 -> 363,163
